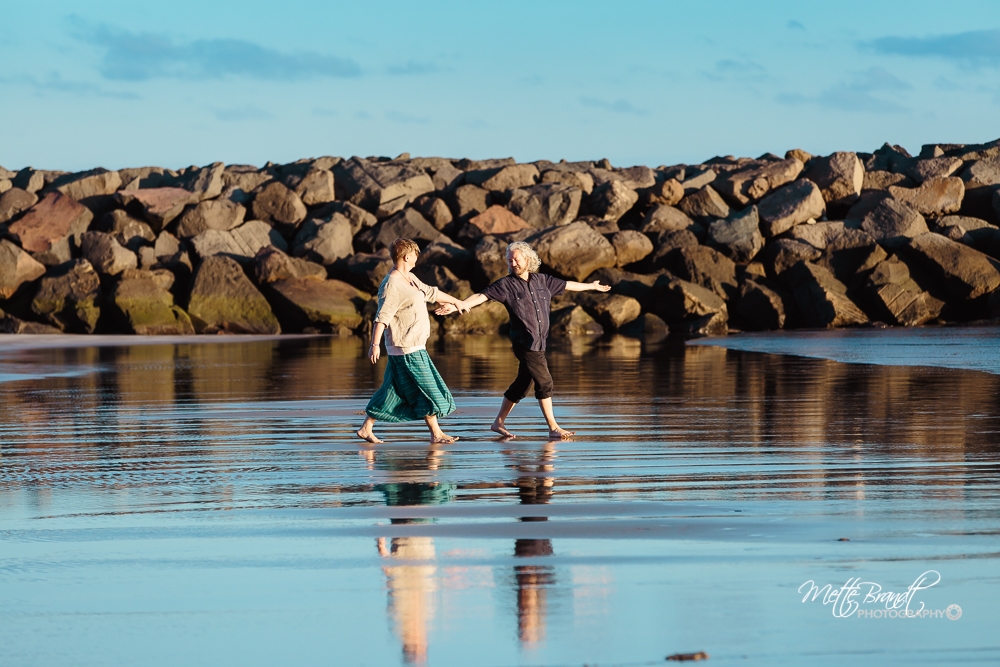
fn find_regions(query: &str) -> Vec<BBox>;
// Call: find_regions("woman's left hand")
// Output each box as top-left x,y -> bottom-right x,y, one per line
369,343 -> 380,364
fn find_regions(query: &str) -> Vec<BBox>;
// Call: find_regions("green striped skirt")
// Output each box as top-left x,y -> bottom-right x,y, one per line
366,350 -> 456,422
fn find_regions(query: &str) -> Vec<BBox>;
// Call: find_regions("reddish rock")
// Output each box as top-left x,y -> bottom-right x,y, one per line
8,192 -> 93,264
464,205 -> 531,239
117,187 -> 198,231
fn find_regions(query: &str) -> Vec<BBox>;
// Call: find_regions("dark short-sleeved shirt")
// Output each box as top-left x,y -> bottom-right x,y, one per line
482,273 -> 567,351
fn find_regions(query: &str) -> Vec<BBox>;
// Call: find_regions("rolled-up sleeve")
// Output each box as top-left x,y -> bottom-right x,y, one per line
374,282 -> 403,324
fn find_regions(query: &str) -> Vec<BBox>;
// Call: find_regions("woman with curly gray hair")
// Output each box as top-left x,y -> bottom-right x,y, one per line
436,241 -> 609,439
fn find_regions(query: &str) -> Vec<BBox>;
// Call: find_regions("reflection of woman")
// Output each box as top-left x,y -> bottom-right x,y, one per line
357,238 -> 468,444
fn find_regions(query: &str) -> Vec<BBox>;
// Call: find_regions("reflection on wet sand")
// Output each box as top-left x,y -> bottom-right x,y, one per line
510,441 -> 558,647
3,333 -> 1000,665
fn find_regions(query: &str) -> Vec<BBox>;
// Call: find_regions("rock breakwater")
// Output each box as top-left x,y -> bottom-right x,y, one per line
3,141 -> 1000,338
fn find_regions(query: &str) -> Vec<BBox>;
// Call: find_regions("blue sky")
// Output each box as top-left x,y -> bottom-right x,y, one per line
2,0 -> 1000,171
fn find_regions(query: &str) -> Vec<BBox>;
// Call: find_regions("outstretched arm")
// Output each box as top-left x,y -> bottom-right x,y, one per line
435,293 -> 488,315
565,280 -> 611,292
433,291 -> 470,312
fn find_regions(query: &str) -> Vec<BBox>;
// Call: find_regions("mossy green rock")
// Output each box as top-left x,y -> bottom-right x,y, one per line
31,259 -> 101,333
113,275 -> 194,335
187,255 -> 281,334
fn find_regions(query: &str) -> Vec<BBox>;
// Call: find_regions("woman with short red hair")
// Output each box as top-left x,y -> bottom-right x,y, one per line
357,238 -> 468,444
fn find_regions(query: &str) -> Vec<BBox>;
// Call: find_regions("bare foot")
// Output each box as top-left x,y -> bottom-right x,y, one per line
430,433 -> 459,444
357,426 -> 384,444
492,419 -> 516,439
549,427 -> 574,440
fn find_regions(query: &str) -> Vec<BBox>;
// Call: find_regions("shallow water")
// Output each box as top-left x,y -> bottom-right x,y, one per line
1,332 -> 999,666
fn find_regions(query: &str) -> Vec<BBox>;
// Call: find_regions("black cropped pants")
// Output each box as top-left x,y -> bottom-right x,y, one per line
504,344 -> 554,402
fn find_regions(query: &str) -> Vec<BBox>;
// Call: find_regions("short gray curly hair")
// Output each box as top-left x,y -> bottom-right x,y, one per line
506,242 -> 541,273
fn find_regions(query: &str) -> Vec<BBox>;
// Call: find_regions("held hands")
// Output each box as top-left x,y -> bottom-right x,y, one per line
434,300 -> 470,316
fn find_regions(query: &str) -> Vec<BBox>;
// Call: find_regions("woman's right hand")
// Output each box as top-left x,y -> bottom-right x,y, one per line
369,343 -> 380,364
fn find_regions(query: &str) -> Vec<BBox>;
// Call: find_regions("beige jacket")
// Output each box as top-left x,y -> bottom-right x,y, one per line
375,271 -> 440,354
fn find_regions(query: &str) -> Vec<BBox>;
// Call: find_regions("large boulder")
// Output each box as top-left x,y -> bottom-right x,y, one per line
906,157 -> 963,183
117,188 -> 199,231
803,152 -> 864,209
412,195 -> 453,231
650,275 -> 728,333
548,305 -> 604,337
254,246 -> 326,284
610,230 -> 653,267
448,184 -> 491,220
658,244 -> 737,299
222,165 -> 272,193
759,238 -> 822,278
788,221 -> 846,250
112,272 -> 195,335
507,184 -> 582,228
525,221 -> 617,281
571,292 -> 642,330
677,185 -> 730,221
0,239 -> 47,299
291,213 -> 353,265
175,162 -> 225,201
640,204 -> 697,234
648,229 -> 701,268
786,262 -> 868,327
713,158 -> 803,205
412,264 -> 473,300
442,300 -> 509,334
588,180 -> 638,223
342,249 -> 393,293
863,170 -> 913,192
0,309 -> 62,334
7,192 -> 93,266
30,259 -> 101,333
707,206 -> 764,263
186,256 -> 281,333
52,169 -> 122,202
732,280 -> 786,330
473,236 -> 511,286
415,237 -> 474,278
334,157 -> 435,217
853,196 -> 929,250
815,228 -> 888,288
637,178 -> 684,207
888,177 -> 964,217
250,181 -> 307,230
861,255 -> 944,326
464,164 -> 539,192
175,199 -> 246,238
587,267 -> 662,309
190,220 -> 287,264
102,210 -> 156,251
0,188 -> 38,224
267,278 -> 364,333
461,205 -> 531,241
540,169 -> 594,194
357,207 -> 443,252
80,231 -> 138,276
309,200 -> 378,236
286,168 -> 336,206
901,233 -> 1000,301
757,179 -> 825,237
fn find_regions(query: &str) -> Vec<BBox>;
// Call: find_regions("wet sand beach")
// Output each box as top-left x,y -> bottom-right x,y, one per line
1,332 -> 999,666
